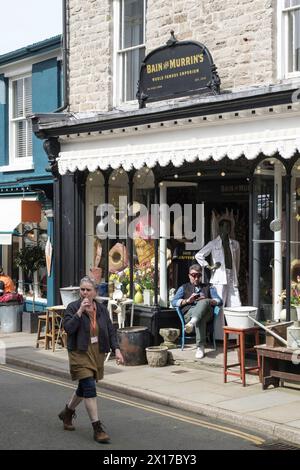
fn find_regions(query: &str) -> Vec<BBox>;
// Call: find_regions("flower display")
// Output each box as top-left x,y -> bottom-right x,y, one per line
109,267 -> 130,293
279,277 -> 300,306
135,262 -> 155,291
109,263 -> 156,298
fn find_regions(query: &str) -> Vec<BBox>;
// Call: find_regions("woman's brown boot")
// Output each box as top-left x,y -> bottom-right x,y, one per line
92,420 -> 110,443
58,405 -> 76,431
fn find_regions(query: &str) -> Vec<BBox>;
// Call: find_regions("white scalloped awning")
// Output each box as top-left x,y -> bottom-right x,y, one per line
58,119 -> 300,175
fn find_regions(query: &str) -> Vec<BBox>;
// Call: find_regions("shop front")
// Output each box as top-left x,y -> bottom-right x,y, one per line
32,35 -> 300,343
0,186 -> 54,313
32,88 -> 300,343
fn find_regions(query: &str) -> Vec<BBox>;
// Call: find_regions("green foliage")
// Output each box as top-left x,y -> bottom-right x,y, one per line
14,244 -> 46,278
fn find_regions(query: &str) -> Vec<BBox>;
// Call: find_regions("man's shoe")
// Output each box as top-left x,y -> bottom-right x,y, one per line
92,420 -> 110,443
195,346 -> 205,359
184,322 -> 194,334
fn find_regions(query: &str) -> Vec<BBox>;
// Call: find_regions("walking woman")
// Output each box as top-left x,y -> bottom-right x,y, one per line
59,276 -> 124,443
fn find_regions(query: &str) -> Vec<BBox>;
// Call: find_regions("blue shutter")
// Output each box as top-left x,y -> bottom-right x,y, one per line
32,58 -> 60,173
0,74 -> 8,166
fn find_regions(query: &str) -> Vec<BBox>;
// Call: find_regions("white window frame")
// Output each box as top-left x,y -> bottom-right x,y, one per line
113,0 -> 146,106
277,0 -> 300,79
8,73 -> 33,169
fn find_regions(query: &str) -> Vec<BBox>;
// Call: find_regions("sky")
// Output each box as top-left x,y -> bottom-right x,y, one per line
0,0 -> 62,55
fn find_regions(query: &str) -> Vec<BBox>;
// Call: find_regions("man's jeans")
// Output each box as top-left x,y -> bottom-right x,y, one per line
184,299 -> 213,347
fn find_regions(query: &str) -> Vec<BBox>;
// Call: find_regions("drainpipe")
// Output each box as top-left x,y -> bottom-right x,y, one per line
54,0 -> 69,112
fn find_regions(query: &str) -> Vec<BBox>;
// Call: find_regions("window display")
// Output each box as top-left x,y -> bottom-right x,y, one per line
253,158 -> 286,320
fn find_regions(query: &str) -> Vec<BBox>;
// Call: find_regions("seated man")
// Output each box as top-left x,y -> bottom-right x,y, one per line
171,264 -> 222,359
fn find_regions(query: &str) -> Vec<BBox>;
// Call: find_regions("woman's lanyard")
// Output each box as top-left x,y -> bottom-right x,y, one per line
90,303 -> 97,337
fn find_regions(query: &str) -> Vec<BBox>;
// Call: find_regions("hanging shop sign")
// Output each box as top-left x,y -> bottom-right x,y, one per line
137,31 -> 221,108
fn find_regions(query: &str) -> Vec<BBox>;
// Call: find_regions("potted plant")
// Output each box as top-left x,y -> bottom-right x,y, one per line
14,244 -> 46,314
279,279 -> 300,321
136,263 -> 155,306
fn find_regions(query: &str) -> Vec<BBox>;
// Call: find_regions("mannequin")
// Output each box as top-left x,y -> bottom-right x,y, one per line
195,219 -> 241,340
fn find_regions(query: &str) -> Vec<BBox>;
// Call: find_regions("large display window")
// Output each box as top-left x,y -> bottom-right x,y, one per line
252,158 -> 286,320
85,171 -> 105,283
290,158 -> 300,315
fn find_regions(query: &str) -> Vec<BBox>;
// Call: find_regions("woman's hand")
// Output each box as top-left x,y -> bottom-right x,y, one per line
115,348 -> 124,365
77,298 -> 92,317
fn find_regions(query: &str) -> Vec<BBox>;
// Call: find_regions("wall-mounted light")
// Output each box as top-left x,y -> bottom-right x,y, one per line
174,174 -> 178,179
197,172 -> 202,176
221,171 -> 226,177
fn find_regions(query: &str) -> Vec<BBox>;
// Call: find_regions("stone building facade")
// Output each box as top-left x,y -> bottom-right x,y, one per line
68,0 -> 276,112
33,1 -> 300,336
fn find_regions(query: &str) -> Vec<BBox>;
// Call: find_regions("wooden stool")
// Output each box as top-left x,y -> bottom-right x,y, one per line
223,326 -> 261,386
36,314 -> 47,348
45,306 -> 66,352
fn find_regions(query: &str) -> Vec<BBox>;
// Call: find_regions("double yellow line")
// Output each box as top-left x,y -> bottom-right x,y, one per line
0,364 -> 265,446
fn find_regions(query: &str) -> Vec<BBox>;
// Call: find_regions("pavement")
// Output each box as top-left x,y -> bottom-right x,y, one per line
1,331 -> 300,446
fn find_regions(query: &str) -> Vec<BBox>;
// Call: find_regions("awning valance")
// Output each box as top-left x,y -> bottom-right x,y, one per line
57,116 -> 300,175
0,197 -> 38,245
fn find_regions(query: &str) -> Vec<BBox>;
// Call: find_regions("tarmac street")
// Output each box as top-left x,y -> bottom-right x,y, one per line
1,332 -> 300,448
0,365 -> 265,450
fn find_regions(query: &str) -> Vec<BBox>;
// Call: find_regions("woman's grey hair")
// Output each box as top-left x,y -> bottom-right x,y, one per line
80,276 -> 98,289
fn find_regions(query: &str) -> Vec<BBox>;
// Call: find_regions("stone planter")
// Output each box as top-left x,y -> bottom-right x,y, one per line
146,345 -> 168,367
159,328 -> 180,349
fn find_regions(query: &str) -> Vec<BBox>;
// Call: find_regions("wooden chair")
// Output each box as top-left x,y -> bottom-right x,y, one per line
36,314 -> 47,348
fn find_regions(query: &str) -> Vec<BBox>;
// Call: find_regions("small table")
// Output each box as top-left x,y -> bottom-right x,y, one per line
223,326 -> 261,386
255,344 -> 300,389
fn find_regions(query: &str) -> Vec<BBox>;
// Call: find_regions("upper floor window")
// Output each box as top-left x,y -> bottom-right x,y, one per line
114,0 -> 146,104
279,0 -> 300,77
10,75 -> 32,163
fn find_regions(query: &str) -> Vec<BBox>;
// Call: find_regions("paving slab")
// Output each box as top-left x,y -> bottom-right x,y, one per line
216,390 -> 300,413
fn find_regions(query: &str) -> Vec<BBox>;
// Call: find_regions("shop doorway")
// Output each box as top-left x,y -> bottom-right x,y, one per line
199,178 -> 250,305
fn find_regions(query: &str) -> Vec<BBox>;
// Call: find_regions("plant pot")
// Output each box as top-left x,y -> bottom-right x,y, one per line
280,306 -> 299,322
60,286 -> 80,307
146,345 -> 168,367
143,289 -> 154,306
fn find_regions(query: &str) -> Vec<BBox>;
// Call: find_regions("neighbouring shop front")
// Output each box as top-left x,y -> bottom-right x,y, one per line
32,37 -> 300,344
0,184 -> 54,312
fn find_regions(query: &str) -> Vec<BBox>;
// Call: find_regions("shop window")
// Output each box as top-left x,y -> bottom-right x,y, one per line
290,159 -> 300,313
85,171 -> 105,284
278,0 -> 300,78
252,158 -> 286,321
113,0 -> 146,105
12,221 -> 47,300
108,169 -> 129,295
132,167 -> 155,304
9,75 -> 33,166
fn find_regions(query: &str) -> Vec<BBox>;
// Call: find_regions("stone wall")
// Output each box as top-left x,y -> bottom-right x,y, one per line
146,0 -> 276,91
68,0 -> 112,112
68,0 -> 276,112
